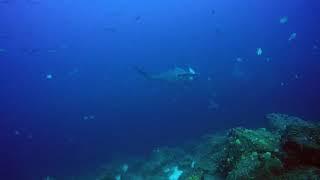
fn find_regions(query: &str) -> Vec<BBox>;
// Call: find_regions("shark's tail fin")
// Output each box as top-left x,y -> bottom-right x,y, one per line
134,66 -> 151,79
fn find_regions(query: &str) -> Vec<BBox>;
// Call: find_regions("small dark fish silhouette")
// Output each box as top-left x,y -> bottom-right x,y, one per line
135,16 -> 141,21
215,25 -> 223,35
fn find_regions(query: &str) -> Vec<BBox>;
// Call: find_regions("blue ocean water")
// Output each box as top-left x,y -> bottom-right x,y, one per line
0,0 -> 319,179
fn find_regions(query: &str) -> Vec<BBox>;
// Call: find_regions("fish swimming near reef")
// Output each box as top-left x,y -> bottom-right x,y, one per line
135,66 -> 199,83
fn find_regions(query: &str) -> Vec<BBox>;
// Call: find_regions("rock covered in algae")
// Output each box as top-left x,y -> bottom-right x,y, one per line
277,168 -> 320,180
226,151 -> 260,179
217,127 -> 283,179
192,133 -> 227,173
282,121 -> 320,169
266,112 -> 320,169
95,113 -> 320,180
266,113 -> 308,133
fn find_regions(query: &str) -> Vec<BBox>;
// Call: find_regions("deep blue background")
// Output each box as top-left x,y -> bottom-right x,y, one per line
0,0 -> 320,179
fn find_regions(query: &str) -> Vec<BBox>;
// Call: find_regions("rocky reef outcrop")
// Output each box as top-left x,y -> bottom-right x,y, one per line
96,113 -> 320,180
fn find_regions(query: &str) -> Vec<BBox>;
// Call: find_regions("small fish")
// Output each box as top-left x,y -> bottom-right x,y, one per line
208,100 -> 219,110
135,16 -> 141,21
46,74 -> 53,79
115,175 -> 121,180
312,41 -> 320,54
191,161 -> 196,168
14,130 -> 20,135
122,164 -> 129,173
215,26 -> 222,35
236,57 -> 243,62
279,16 -> 288,24
256,48 -> 262,56
288,33 -> 297,41
83,115 -> 95,120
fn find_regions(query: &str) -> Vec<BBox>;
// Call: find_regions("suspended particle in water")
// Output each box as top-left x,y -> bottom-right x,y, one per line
208,99 -> 219,110
14,130 -> 20,135
47,49 -> 57,53
266,57 -> 271,62
279,16 -> 288,24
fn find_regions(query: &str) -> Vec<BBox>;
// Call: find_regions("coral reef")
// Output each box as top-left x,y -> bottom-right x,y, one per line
96,113 -> 320,180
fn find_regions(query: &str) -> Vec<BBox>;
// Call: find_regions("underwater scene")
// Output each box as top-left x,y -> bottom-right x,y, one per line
1,0 -> 320,179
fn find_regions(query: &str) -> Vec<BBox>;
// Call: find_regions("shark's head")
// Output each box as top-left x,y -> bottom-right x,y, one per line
176,67 -> 199,81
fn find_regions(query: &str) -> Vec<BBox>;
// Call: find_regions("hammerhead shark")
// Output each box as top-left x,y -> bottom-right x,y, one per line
135,66 -> 199,83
